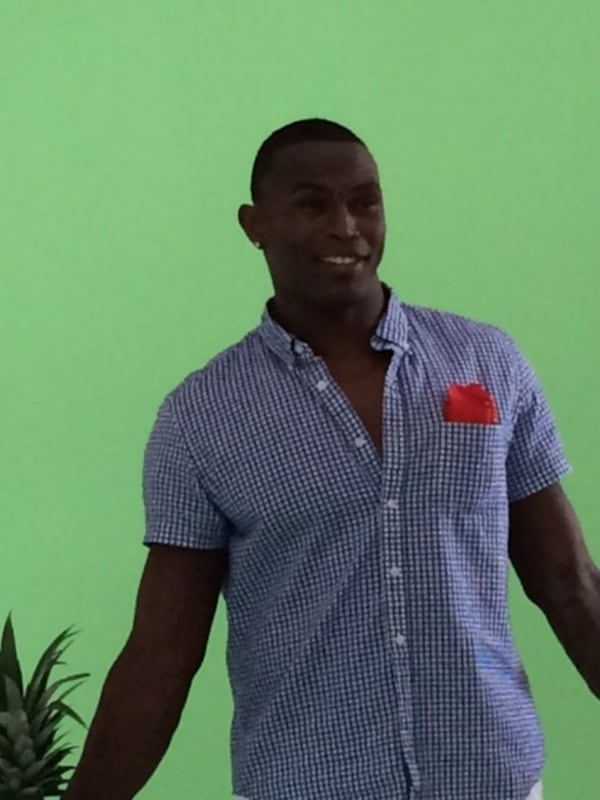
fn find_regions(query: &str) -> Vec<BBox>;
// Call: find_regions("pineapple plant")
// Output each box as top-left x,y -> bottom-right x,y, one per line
0,613 -> 90,799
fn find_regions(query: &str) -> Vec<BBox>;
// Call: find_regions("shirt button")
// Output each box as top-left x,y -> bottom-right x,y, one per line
355,436 -> 367,448
394,634 -> 406,647
386,499 -> 399,510
390,567 -> 401,577
316,380 -> 328,391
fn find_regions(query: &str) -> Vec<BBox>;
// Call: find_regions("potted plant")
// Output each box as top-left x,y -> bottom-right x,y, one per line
0,613 -> 89,799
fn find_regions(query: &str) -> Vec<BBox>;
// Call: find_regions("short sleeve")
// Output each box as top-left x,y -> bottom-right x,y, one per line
504,335 -> 572,503
142,395 -> 232,549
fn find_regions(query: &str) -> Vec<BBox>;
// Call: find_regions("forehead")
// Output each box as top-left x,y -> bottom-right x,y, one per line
265,141 -> 380,193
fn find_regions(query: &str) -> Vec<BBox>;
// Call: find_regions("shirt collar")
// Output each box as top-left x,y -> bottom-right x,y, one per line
257,280 -> 411,365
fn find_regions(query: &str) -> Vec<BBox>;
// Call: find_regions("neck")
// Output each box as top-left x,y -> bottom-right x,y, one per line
269,281 -> 389,361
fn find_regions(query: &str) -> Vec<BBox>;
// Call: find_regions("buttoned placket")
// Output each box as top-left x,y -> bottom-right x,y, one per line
302,343 -> 420,797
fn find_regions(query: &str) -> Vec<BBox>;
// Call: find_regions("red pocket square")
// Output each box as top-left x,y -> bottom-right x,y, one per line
444,382 -> 499,424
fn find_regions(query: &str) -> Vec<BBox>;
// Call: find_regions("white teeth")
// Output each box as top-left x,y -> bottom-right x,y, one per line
323,256 -> 356,264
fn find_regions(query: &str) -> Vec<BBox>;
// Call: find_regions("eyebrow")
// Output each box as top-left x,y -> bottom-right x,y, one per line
291,181 -> 381,194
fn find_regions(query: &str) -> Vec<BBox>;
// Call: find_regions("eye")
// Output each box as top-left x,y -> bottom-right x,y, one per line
297,197 -> 326,213
356,196 -> 381,210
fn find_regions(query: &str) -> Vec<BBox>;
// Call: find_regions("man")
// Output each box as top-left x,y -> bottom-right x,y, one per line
63,119 -> 599,800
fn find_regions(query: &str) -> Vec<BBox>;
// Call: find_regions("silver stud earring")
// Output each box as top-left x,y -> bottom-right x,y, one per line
254,241 -> 262,249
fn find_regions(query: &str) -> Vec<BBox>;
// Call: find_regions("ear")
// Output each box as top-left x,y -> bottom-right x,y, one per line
238,204 -> 262,248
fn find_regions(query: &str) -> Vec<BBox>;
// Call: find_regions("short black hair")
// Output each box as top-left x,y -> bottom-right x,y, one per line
250,118 -> 366,203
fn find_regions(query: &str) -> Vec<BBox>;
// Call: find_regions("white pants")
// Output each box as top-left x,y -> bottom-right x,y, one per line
526,779 -> 543,800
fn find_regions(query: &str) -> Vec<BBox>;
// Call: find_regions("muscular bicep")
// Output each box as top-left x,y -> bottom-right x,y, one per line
509,483 -> 596,606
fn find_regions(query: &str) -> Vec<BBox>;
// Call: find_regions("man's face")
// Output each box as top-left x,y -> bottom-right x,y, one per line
241,141 -> 386,298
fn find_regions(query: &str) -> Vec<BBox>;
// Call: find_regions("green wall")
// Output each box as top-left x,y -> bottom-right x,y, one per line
2,2 -> 598,798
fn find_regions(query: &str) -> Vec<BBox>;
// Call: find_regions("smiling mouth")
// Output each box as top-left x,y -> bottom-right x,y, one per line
319,255 -> 367,266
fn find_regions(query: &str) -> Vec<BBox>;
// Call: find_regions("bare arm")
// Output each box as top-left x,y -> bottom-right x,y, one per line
509,483 -> 600,698
62,544 -> 228,800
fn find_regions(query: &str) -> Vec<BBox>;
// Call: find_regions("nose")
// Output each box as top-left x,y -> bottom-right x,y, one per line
328,204 -> 358,238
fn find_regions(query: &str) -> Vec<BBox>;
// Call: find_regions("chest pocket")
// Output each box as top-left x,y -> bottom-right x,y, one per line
410,421 -> 507,511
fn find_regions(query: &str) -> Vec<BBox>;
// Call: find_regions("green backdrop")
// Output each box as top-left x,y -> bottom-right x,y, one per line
1,2 -> 598,798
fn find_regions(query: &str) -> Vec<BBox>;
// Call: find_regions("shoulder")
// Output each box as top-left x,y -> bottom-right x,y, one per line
402,300 -> 517,361
158,332 -> 259,436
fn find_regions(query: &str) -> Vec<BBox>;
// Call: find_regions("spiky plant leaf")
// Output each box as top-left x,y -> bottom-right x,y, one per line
56,679 -> 88,703
40,774 -> 72,795
28,707 -> 56,744
27,673 -> 88,744
31,721 -> 58,758
38,765 -> 71,786
39,700 -> 86,732
42,746 -> 76,777
0,615 -> 23,710
35,731 -> 68,764
53,700 -> 86,730
21,758 -> 46,783
22,629 -> 78,718
0,710 -> 29,744
35,674 -> 89,716
22,644 -> 69,720
0,620 -> 88,799
3,677 -> 24,715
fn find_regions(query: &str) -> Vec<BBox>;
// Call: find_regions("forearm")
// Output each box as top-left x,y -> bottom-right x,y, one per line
537,568 -> 600,699
62,642 -> 195,800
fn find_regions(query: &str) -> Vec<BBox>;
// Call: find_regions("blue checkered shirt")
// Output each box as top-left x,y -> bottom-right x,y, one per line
142,282 -> 571,800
